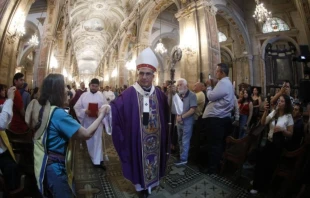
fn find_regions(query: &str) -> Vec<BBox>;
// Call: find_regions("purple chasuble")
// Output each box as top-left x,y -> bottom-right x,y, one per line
111,86 -> 169,189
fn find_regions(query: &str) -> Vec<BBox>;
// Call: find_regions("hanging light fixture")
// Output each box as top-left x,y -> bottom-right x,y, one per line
11,11 -> 26,38
28,34 -> 39,46
253,0 -> 272,23
155,7 -> 167,54
28,11 -> 43,46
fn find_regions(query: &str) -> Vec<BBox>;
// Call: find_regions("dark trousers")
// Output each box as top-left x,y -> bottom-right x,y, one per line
253,141 -> 283,191
206,117 -> 232,174
0,150 -> 20,191
190,116 -> 203,162
170,114 -> 177,147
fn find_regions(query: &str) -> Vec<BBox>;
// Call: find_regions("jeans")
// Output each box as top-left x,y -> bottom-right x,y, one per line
45,163 -> 73,198
239,114 -> 248,138
177,117 -> 194,161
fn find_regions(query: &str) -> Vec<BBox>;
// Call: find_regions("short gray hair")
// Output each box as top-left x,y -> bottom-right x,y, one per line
177,78 -> 187,85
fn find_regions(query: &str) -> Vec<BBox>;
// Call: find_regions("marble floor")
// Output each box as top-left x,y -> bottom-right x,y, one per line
74,134 -> 249,198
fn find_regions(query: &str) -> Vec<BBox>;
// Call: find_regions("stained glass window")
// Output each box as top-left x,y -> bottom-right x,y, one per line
218,31 -> 227,43
262,17 -> 290,33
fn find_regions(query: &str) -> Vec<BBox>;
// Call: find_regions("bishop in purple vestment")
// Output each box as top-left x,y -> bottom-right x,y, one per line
110,48 -> 170,197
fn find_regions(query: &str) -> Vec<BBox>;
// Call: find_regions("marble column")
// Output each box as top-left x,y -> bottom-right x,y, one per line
37,36 -> 55,86
108,67 -> 116,88
175,0 -> 220,87
116,58 -> 127,87
0,0 -> 35,85
56,56 -> 65,73
32,48 -> 40,88
234,55 -> 251,90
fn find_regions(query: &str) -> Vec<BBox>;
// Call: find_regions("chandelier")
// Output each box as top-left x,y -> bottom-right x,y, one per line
13,12 -> 26,37
155,39 -> 167,54
253,0 -> 272,23
16,26 -> 26,37
28,34 -> 39,46
154,7 -> 167,55
125,58 -> 136,71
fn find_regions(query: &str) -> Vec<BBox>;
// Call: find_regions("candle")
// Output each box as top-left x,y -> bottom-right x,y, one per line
208,74 -> 211,79
233,81 -> 236,88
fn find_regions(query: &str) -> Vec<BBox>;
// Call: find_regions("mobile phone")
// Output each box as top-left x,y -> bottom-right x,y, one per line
267,93 -> 271,110
64,107 -> 70,113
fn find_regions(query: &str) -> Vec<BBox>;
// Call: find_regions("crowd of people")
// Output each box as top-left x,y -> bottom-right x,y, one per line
0,46 -> 310,198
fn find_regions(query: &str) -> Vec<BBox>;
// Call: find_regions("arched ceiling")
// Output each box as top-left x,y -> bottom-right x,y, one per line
66,0 -> 295,74
68,0 -> 133,74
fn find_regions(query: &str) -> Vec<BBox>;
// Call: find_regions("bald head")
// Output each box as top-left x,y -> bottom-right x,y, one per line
193,82 -> 203,93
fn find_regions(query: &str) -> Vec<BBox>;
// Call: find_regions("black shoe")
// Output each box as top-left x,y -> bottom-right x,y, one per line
94,164 -> 106,170
199,167 -> 208,174
199,167 -> 216,175
138,190 -> 149,198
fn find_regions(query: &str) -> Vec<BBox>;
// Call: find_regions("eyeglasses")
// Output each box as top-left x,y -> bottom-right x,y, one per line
138,72 -> 153,77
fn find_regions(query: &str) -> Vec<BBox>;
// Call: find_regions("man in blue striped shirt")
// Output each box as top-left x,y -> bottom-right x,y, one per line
202,63 -> 235,174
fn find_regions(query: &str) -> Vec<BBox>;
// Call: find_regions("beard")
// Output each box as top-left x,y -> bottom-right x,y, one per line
178,88 -> 186,94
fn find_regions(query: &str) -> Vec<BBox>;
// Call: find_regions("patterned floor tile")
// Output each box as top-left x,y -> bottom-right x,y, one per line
74,135 -> 249,198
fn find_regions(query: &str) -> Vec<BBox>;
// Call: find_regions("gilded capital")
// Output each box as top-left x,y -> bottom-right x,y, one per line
43,36 -> 56,45
175,3 -> 196,19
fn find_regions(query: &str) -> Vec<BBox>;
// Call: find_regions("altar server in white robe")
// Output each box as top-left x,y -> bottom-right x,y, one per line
102,86 -> 116,103
74,78 -> 108,168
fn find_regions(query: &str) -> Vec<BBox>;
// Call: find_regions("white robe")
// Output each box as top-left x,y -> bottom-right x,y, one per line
102,90 -> 115,103
74,91 -> 108,165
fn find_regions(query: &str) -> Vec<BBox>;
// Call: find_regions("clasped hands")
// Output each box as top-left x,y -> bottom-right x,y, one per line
85,105 -> 111,117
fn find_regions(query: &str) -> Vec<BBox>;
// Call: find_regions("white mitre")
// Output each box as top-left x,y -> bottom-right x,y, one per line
136,47 -> 158,72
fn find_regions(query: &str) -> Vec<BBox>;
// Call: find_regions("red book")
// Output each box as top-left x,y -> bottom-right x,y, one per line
88,103 -> 98,117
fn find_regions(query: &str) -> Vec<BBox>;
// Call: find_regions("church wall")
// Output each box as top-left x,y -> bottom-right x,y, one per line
0,0 -> 34,86
0,0 -> 11,45
291,11 -> 308,45
3,0 -> 310,93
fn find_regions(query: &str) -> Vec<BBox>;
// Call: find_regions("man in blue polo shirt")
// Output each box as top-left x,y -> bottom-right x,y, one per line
174,78 -> 197,165
202,63 -> 234,174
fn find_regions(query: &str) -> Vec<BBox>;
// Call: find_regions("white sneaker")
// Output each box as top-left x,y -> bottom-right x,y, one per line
174,160 -> 187,165
250,189 -> 258,195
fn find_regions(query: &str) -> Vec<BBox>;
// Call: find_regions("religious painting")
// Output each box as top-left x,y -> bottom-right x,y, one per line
83,18 -> 104,32
275,58 -> 293,84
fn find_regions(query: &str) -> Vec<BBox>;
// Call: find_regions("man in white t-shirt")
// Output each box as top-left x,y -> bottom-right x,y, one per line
102,86 -> 115,103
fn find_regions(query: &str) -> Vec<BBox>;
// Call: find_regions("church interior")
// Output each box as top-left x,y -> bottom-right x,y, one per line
1,0 -> 310,197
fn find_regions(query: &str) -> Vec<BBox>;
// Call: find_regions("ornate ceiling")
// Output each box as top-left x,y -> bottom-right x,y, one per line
68,0 -> 134,74
66,0 -> 294,74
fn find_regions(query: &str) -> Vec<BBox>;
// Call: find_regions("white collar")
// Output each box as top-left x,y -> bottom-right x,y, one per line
133,82 -> 155,113
133,82 -> 155,96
